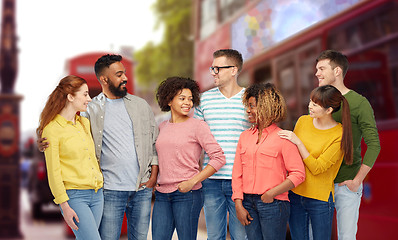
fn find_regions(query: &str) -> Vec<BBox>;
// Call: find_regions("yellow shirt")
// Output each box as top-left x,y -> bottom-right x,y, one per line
292,115 -> 344,202
43,114 -> 103,204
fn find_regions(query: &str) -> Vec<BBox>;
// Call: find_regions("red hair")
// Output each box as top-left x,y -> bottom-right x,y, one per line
37,75 -> 87,136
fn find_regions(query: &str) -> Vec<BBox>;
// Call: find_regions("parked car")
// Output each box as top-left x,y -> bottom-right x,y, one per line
27,145 -> 54,218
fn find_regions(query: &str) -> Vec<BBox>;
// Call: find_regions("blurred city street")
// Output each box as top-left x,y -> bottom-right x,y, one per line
19,188 -> 213,240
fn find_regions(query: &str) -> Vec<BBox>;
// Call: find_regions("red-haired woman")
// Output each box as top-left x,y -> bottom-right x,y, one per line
37,75 -> 103,240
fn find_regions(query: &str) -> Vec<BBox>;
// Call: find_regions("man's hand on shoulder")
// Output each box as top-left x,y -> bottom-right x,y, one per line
36,131 -> 49,152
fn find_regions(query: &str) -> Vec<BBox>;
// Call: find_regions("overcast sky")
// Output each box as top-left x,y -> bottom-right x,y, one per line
10,0 -> 162,135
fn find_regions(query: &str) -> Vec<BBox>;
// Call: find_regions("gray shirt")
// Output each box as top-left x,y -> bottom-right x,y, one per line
100,97 -> 140,191
81,92 -> 158,191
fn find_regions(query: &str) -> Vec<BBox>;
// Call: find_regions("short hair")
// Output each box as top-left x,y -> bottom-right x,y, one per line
94,54 -> 122,77
156,76 -> 200,112
316,50 -> 349,78
213,49 -> 243,72
242,83 -> 286,126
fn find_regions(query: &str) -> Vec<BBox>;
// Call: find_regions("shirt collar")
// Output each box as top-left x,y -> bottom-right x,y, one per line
54,114 -> 80,127
97,92 -> 132,102
250,123 -> 278,135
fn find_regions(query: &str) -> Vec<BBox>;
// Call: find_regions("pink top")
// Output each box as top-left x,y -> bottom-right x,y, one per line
155,117 -> 226,193
232,124 -> 305,201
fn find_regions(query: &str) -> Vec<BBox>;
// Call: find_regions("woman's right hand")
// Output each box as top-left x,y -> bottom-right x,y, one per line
234,199 -> 253,226
60,201 -> 79,230
278,130 -> 300,145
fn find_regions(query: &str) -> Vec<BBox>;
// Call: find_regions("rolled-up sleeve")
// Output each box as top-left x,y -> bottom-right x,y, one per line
282,140 -> 306,187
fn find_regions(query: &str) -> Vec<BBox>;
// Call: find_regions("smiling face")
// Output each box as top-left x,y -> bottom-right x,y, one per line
70,83 -> 91,112
103,61 -> 128,98
308,99 -> 330,119
169,88 -> 193,118
246,96 -> 258,124
315,59 -> 337,87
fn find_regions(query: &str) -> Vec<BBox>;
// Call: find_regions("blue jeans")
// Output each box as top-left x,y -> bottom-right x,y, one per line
152,189 -> 203,240
289,191 -> 334,240
99,188 -> 152,240
243,194 -> 290,240
202,179 -> 247,240
62,188 -> 103,240
334,183 -> 362,240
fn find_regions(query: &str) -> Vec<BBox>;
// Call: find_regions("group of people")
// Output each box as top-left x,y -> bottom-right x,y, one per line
37,48 -> 380,240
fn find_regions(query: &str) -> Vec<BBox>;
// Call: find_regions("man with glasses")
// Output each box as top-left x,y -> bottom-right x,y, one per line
194,49 -> 249,239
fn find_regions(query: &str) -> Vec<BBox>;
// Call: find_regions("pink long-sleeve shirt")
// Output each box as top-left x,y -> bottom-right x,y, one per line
155,117 -> 226,193
232,124 -> 305,201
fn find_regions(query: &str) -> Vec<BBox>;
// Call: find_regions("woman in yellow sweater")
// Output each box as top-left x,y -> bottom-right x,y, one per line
278,85 -> 352,240
37,75 -> 103,240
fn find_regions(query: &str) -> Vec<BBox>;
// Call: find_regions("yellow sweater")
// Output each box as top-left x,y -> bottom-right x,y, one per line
292,115 -> 344,202
43,114 -> 103,204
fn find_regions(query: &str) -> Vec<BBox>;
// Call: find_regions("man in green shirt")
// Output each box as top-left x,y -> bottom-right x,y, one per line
315,50 -> 381,240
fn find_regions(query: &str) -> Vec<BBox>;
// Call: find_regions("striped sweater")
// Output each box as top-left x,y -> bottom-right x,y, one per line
194,87 -> 250,179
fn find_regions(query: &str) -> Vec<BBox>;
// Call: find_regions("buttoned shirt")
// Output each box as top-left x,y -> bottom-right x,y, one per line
80,93 -> 158,190
232,124 -> 305,201
43,114 -> 103,204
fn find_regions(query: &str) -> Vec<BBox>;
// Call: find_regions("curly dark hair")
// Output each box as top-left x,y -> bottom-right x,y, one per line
94,54 -> 122,77
242,83 -> 286,127
156,76 -> 200,112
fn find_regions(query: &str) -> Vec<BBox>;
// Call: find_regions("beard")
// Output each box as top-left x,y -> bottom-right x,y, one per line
108,80 -> 127,97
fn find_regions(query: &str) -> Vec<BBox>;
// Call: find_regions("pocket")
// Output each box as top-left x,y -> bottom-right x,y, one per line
258,150 -> 278,169
344,184 -> 363,196
240,147 -> 248,165
66,189 -> 78,198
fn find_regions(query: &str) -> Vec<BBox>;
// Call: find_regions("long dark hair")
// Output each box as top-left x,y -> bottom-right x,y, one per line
310,85 -> 353,165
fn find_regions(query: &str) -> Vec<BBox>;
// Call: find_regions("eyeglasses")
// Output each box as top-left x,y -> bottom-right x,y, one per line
209,66 -> 235,74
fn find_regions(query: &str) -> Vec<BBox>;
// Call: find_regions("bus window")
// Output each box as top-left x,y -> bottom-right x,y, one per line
297,42 -> 321,117
220,0 -> 246,22
200,0 -> 218,39
275,56 -> 298,130
253,64 -> 271,84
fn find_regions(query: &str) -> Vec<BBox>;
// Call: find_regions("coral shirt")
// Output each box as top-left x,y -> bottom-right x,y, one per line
232,124 -> 305,201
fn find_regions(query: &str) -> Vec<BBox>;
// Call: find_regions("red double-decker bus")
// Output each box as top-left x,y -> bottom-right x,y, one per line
193,0 -> 398,239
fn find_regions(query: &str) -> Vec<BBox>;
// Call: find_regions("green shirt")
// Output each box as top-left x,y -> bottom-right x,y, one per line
333,90 -> 381,183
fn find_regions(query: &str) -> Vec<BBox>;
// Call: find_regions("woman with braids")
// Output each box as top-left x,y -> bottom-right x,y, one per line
278,85 -> 353,240
232,83 -> 305,240
37,75 -> 103,240
152,76 -> 226,240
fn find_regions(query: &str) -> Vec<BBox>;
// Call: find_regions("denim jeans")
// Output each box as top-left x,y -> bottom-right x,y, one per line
202,179 -> 247,240
243,194 -> 290,240
152,189 -> 203,240
62,188 -> 103,240
334,183 -> 362,240
99,188 -> 152,240
289,191 -> 334,240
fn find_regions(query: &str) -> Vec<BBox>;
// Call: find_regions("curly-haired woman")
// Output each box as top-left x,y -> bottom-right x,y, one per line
232,83 -> 305,240
152,76 -> 226,240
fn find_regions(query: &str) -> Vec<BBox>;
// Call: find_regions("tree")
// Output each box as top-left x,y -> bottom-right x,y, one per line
134,0 -> 193,90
